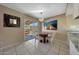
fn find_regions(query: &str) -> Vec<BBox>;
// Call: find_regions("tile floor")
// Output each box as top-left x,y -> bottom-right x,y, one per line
0,39 -> 56,55
0,32 -> 70,55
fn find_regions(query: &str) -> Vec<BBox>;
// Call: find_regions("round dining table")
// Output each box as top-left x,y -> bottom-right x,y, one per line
39,33 -> 49,43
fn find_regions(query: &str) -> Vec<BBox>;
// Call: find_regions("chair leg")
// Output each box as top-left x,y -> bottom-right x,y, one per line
35,38 -> 37,48
50,39 -> 54,48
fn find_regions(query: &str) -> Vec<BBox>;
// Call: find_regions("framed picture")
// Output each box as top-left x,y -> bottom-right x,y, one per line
4,14 -> 20,27
43,19 -> 57,31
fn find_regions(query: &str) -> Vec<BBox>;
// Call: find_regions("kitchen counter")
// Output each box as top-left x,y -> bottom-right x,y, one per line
68,32 -> 79,54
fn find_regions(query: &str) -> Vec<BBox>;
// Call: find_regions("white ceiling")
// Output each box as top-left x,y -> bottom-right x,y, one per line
1,3 -> 67,18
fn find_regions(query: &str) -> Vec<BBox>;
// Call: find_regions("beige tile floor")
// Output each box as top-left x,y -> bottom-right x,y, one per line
0,32 -> 70,55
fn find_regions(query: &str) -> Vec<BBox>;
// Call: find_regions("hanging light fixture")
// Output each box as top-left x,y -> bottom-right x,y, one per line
39,18 -> 44,22
38,9 -> 44,22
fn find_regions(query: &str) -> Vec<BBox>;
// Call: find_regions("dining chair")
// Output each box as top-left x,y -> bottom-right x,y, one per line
31,31 -> 43,48
46,32 -> 56,46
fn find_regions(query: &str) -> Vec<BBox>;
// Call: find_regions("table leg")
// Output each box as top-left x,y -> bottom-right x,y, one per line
44,37 -> 46,43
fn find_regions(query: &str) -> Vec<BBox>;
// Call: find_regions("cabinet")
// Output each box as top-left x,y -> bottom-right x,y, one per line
66,3 -> 79,18
66,4 -> 74,16
73,4 -> 79,18
66,4 -> 79,31
68,32 -> 79,54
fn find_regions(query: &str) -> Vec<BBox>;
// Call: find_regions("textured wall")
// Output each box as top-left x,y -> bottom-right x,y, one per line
0,5 -> 37,49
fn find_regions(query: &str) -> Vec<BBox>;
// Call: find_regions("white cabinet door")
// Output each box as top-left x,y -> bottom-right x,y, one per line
66,3 -> 74,16
73,4 -> 79,18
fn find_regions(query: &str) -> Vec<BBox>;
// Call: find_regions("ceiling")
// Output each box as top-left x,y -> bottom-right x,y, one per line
1,3 -> 67,18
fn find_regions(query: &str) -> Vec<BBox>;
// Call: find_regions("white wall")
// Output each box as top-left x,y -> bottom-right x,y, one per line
0,5 -> 37,49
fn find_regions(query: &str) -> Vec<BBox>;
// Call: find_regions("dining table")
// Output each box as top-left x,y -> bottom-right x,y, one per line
39,33 -> 49,43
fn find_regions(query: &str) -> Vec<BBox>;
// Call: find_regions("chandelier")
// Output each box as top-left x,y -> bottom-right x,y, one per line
38,11 -> 44,22
39,18 -> 44,22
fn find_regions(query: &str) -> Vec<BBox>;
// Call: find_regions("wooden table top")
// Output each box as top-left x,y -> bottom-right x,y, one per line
39,33 -> 48,37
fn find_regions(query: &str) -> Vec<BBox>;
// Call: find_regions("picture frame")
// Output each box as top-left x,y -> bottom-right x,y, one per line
4,13 -> 20,27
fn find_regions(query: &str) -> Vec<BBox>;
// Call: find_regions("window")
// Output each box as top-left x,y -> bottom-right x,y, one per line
30,21 -> 39,27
